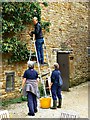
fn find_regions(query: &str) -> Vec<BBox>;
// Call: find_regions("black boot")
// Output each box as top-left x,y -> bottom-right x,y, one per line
57,99 -> 62,108
34,109 -> 38,113
28,113 -> 35,116
50,100 -> 57,109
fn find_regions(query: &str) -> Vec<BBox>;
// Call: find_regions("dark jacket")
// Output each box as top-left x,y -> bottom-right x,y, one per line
32,22 -> 43,40
51,69 -> 61,84
23,68 -> 38,80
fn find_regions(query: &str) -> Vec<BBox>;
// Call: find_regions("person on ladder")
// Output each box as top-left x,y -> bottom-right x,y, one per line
29,17 -> 44,65
49,63 -> 62,109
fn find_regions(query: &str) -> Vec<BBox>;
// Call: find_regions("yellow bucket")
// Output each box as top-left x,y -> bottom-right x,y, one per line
40,97 -> 51,109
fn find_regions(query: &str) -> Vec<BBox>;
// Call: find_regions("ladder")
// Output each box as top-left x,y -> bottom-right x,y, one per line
29,35 -> 52,97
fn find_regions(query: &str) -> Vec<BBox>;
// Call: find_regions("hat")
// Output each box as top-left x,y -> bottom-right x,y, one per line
27,60 -> 34,68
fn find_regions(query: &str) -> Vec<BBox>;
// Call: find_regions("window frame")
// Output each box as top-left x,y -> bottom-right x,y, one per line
5,72 -> 15,92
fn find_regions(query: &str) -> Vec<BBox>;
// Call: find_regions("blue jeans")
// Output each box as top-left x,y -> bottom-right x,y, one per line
27,92 -> 37,114
51,83 -> 62,100
35,38 -> 44,64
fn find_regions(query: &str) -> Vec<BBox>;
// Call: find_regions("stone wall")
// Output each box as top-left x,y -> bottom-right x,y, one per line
0,2 -> 89,101
0,54 -> 27,100
41,2 -> 88,86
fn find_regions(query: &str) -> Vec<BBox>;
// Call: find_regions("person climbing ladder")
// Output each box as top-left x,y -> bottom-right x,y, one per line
29,17 -> 44,65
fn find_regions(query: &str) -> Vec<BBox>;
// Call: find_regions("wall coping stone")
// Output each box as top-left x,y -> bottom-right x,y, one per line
57,50 -> 72,54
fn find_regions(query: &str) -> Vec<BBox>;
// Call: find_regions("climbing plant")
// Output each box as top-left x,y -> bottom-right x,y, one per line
2,2 -> 41,34
41,21 -> 51,32
2,2 -> 50,62
2,37 -> 30,62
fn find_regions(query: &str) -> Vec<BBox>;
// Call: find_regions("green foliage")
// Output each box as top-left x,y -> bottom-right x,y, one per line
0,97 -> 23,107
2,2 -> 41,62
21,96 -> 27,101
41,21 -> 51,32
2,2 -> 41,34
42,2 -> 48,7
0,96 -> 28,107
2,2 -> 50,62
38,82 -> 45,97
2,37 -> 30,62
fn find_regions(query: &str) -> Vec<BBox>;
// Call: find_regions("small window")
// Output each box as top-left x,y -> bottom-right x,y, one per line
88,47 -> 90,56
5,72 -> 15,92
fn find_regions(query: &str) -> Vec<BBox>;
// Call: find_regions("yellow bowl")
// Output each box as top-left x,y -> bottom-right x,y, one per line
40,97 -> 51,109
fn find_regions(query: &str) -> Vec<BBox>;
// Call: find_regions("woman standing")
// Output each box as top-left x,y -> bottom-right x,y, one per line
22,61 -> 39,116
49,63 -> 62,109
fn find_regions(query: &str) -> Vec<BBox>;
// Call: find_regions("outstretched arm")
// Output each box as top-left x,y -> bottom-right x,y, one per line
22,78 -> 26,89
31,25 -> 40,35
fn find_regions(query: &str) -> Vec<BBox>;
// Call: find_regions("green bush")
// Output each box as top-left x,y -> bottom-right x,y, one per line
1,97 -> 23,107
38,82 -> 45,97
2,2 -> 41,62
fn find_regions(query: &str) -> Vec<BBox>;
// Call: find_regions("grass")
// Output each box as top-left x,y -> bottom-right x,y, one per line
0,96 -> 27,107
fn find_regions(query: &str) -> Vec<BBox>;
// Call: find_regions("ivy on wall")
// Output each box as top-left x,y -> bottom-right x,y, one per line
2,2 -> 41,35
2,37 -> 30,62
2,2 -> 50,62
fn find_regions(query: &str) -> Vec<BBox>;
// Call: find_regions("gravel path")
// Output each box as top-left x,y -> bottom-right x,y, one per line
2,82 -> 88,118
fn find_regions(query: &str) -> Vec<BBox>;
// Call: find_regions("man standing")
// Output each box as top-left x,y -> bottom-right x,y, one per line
30,17 -> 44,64
22,61 -> 39,116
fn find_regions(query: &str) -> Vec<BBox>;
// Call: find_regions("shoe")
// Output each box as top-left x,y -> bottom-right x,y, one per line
57,99 -> 62,108
34,109 -> 38,113
50,100 -> 57,109
28,113 -> 35,116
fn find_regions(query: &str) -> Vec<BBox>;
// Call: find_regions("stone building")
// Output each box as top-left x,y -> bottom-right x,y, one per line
0,2 -> 89,101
